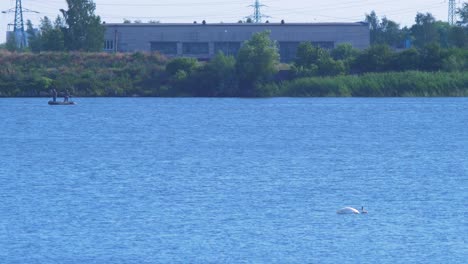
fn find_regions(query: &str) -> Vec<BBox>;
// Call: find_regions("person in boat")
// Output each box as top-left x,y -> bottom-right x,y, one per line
51,88 -> 57,102
361,206 -> 368,214
63,89 -> 70,102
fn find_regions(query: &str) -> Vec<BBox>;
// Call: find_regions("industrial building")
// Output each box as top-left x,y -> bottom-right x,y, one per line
103,22 -> 370,62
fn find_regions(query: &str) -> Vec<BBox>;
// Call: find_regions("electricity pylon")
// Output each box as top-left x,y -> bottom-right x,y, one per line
247,0 -> 270,23
2,0 -> 39,48
448,0 -> 456,25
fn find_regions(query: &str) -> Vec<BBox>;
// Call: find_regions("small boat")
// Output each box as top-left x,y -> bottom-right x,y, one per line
48,101 -> 76,105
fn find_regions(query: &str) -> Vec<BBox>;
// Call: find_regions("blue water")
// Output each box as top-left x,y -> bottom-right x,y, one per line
0,98 -> 467,263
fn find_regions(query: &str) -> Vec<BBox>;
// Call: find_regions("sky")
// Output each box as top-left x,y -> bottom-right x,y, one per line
0,0 -> 457,44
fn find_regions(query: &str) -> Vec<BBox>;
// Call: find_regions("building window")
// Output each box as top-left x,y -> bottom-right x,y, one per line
182,42 -> 209,55
151,42 -> 177,55
214,42 -> 241,56
104,40 -> 114,51
279,42 -> 300,63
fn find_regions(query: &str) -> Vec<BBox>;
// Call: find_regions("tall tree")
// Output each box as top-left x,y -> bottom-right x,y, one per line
380,17 -> 403,47
60,0 -> 104,51
236,31 -> 279,96
366,11 -> 380,44
457,2 -> 468,26
26,20 -> 41,52
411,13 -> 439,47
39,16 -> 65,51
365,11 -> 404,47
434,21 -> 452,48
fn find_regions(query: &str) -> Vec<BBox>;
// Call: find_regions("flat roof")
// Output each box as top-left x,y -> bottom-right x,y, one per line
103,22 -> 368,27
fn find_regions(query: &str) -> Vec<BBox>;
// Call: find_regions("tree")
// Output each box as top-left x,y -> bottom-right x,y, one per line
60,0 -> 104,51
331,43 -> 359,61
236,31 -> 279,96
294,43 -> 345,76
388,48 -> 421,71
419,43 -> 446,71
434,21 -> 451,48
442,48 -> 467,72
166,57 -> 198,76
165,57 -> 199,94
192,52 -> 238,96
330,44 -> 359,73
295,42 -> 324,68
40,16 -> 66,51
380,17 -> 404,47
366,11 -> 379,35
457,2 -> 468,26
365,11 -> 404,47
316,56 -> 345,76
448,26 -> 468,48
26,20 -> 41,52
353,44 -> 393,73
411,13 -> 439,47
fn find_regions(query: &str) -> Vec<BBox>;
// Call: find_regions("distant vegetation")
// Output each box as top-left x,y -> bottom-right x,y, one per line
0,2 -> 467,97
0,51 -> 167,97
260,71 -> 468,97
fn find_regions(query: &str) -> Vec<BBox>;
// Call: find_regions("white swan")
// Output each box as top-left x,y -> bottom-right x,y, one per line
337,207 -> 360,214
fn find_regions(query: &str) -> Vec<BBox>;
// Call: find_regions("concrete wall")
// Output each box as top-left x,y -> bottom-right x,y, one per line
103,23 -> 370,62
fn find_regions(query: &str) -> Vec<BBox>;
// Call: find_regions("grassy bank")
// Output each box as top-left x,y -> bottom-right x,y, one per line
260,71 -> 468,97
0,51 -> 168,97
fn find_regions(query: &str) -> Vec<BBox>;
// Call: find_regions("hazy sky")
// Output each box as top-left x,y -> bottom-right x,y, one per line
0,0 -> 456,43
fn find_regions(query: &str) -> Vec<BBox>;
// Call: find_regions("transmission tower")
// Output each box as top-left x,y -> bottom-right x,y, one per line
14,0 -> 26,48
448,0 -> 456,25
248,0 -> 269,23
2,0 -> 38,48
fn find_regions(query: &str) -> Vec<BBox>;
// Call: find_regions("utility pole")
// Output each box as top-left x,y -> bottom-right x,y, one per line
14,0 -> 26,48
248,0 -> 269,23
2,0 -> 39,48
448,0 -> 456,25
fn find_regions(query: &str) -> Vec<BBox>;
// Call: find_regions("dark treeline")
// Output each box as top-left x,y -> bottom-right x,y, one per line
0,3 -> 468,97
366,11 -> 468,49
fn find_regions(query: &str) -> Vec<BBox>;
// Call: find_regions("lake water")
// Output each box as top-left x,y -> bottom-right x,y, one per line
0,98 -> 467,263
